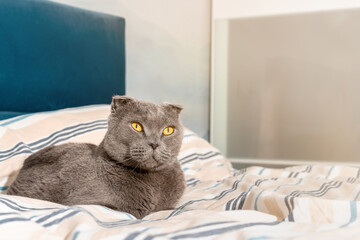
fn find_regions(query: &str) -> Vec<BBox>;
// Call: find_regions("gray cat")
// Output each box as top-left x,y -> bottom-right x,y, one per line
7,96 -> 186,219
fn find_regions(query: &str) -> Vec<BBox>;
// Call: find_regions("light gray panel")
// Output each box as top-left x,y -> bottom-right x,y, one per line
221,9 -> 360,162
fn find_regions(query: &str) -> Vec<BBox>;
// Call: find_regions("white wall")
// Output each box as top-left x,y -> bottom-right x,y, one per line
52,0 -> 211,139
213,0 -> 360,19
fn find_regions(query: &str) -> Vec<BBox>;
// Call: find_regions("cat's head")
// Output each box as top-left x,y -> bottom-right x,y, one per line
103,95 -> 184,171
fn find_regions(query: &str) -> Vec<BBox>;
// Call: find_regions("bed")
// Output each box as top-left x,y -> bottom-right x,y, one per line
1,1 -> 360,239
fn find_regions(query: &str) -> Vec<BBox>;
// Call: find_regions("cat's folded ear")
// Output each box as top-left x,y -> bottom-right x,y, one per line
163,102 -> 183,115
111,95 -> 135,113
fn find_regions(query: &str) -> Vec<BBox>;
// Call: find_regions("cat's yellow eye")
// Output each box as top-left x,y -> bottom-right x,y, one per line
163,126 -> 174,136
131,122 -> 143,132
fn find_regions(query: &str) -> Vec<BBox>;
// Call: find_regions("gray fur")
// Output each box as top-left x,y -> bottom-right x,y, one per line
7,96 -> 186,219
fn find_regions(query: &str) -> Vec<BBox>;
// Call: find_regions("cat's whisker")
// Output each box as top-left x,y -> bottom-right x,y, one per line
133,162 -> 141,173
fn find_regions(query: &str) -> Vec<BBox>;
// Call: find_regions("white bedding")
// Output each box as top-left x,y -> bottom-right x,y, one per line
1,105 -> 360,239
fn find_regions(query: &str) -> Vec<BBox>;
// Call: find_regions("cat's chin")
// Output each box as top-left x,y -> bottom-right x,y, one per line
120,156 -> 169,171
141,157 -> 168,171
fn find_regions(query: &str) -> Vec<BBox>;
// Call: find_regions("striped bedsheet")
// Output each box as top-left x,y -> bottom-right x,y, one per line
1,105 -> 360,239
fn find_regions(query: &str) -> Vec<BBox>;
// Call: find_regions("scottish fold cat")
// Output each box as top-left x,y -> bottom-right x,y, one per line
7,96 -> 186,219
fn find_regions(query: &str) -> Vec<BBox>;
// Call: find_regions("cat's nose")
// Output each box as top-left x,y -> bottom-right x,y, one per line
149,143 -> 159,150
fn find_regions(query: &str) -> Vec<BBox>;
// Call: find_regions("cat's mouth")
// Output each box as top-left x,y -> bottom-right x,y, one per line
147,154 -> 163,167
140,152 -> 170,170
128,146 -> 171,170
120,155 -> 163,171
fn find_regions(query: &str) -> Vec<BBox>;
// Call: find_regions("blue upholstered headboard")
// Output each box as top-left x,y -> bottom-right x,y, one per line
0,0 -> 125,120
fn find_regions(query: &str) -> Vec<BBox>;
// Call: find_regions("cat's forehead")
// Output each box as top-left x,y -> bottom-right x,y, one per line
127,102 -> 174,122
135,102 -> 162,116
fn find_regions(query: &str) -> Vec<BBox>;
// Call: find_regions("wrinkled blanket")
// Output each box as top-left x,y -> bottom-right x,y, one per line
1,105 -> 360,239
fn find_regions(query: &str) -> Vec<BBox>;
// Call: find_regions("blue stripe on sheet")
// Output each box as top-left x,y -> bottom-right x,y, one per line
0,200 -> 140,228
0,120 -> 107,156
286,181 -> 342,222
228,192 -> 246,211
124,230 -> 144,240
226,177 -> 274,211
203,182 -> 222,191
186,178 -> 200,187
169,184 -> 240,217
1,124 -> 106,161
0,122 -> 108,162
43,210 -> 81,227
35,206 -> 134,227
170,221 -> 280,239
254,178 -> 303,211
0,197 -> 60,212
0,105 -> 108,127
353,191 -> 360,201
42,207 -> 138,228
171,173 -> 248,218
72,231 -> 80,240
0,217 -> 30,225
26,120 -> 106,149
125,222 -> 237,240
292,181 -> 342,198
124,228 -> 150,240
325,166 -> 335,179
179,151 -> 221,165
274,178 -> 303,192
41,209 -> 139,228
258,168 -> 265,175
0,186 -> 8,191
142,221 -> 281,239
36,208 -> 72,223
248,236 -> 272,240
0,126 -> 106,162
254,190 -> 266,211
0,114 -> 34,127
147,221 -> 236,238
223,173 -> 247,211
341,201 -> 357,228
179,151 -> 214,162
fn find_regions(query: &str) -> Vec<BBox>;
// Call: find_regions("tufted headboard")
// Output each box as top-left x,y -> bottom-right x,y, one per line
0,0 -> 126,120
